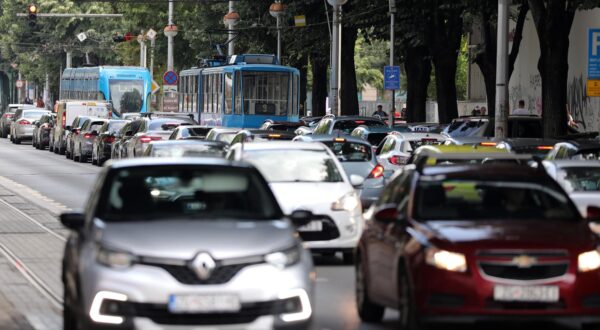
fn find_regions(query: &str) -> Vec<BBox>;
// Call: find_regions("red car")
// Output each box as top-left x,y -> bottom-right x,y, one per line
356,163 -> 600,329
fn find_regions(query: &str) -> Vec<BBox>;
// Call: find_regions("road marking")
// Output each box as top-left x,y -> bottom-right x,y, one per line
0,243 -> 63,309
0,198 -> 66,242
0,175 -> 70,214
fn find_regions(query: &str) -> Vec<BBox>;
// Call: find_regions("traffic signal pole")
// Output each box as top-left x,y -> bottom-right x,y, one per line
494,0 -> 509,139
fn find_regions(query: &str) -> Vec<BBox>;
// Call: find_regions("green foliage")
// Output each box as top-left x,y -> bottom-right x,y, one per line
355,34 -> 386,93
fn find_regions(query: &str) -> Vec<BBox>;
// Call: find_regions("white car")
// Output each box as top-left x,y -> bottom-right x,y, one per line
227,141 -> 364,263
375,132 -> 446,172
543,160 -> 600,217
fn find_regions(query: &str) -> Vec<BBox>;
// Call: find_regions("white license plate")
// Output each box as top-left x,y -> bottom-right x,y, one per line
168,294 -> 241,313
298,220 -> 323,232
493,285 -> 559,303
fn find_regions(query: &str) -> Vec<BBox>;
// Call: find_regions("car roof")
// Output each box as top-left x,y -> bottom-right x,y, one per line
150,140 -> 226,147
107,157 -> 253,170
210,127 -> 241,133
237,141 -> 328,151
241,129 -> 296,136
392,132 -> 446,140
355,126 -> 394,133
415,144 -> 506,154
301,134 -> 370,144
331,116 -> 384,122
421,163 -> 552,182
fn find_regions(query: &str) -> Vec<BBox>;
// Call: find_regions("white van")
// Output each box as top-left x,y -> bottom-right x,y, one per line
51,101 -> 112,154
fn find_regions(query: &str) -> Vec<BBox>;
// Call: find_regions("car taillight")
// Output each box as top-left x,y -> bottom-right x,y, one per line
140,136 -> 162,143
62,113 -> 66,129
367,164 -> 385,179
84,133 -> 93,139
18,120 -> 30,125
3,114 -> 13,119
388,155 -> 406,166
103,136 -> 116,143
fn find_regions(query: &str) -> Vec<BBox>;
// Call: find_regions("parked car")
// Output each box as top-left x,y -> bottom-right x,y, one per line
545,139 -> 600,161
53,101 -> 112,155
374,132 -> 446,172
205,127 -> 241,145
125,117 -> 196,158
0,104 -> 33,138
311,115 -> 386,136
111,121 -> 139,160
543,160 -> 600,217
168,125 -> 214,140
227,141 -> 365,263
32,113 -> 56,149
65,116 -> 93,159
143,140 -> 228,158
91,119 -> 129,166
356,162 -> 600,329
10,109 -> 51,144
72,118 -> 108,163
60,158 -> 315,329
293,135 -> 386,208
229,130 -> 296,146
259,119 -> 304,133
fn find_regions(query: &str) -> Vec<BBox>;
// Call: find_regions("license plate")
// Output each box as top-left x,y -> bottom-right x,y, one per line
493,285 -> 559,303
168,294 -> 241,313
298,220 -> 323,232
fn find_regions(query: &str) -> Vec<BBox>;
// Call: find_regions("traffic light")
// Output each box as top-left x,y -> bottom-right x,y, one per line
27,3 -> 37,27
112,32 -> 133,43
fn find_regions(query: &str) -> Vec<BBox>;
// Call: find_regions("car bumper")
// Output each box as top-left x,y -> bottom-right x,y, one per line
15,125 -> 34,138
80,251 -> 314,329
81,141 -> 94,156
302,210 -> 363,251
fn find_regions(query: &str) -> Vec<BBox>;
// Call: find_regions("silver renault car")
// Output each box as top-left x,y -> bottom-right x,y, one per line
60,158 -> 315,330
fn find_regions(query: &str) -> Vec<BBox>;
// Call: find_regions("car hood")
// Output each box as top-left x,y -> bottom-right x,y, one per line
423,220 -> 596,250
269,182 -> 352,214
569,192 -> 600,217
95,218 -> 296,260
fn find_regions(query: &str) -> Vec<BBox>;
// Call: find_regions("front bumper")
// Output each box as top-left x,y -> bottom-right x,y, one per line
80,250 -> 314,330
302,209 -> 363,251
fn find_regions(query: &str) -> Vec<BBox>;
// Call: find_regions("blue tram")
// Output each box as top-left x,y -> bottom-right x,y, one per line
179,54 -> 300,128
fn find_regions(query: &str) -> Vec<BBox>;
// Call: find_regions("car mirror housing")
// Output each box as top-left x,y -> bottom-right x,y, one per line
349,174 -> 365,188
60,212 -> 85,230
289,210 -> 313,228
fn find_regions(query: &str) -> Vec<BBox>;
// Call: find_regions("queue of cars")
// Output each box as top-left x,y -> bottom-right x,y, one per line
5,105 -> 600,329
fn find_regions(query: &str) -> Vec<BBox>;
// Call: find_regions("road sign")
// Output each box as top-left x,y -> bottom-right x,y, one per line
163,85 -> 178,93
163,70 -> 179,85
15,80 -> 23,88
589,29 -> 600,79
151,79 -> 160,95
162,93 -> 179,112
146,28 -> 157,40
77,32 -> 87,42
294,15 -> 306,27
588,80 -> 600,97
384,66 -> 401,90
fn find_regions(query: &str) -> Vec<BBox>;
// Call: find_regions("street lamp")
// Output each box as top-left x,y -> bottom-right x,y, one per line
327,0 -> 347,116
223,10 -> 240,57
269,1 -> 285,63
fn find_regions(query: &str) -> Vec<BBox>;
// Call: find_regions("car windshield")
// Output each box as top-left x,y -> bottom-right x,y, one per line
217,132 -> 236,144
151,145 -> 225,158
414,179 -> 578,221
445,119 -> 489,138
97,166 -> 280,221
558,167 -> 600,192
333,120 -> 386,134
245,149 -> 344,183
23,111 -> 48,119
322,141 -> 371,162
108,122 -> 127,133
408,139 -> 443,150
109,79 -> 144,114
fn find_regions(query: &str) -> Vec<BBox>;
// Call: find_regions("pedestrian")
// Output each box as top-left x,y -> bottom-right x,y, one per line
372,104 -> 387,118
512,100 -> 529,115
480,107 -> 487,116
24,96 -> 32,105
471,106 -> 481,116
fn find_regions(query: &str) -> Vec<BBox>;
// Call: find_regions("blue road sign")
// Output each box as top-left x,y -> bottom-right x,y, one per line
384,66 -> 401,90
163,70 -> 179,86
589,29 -> 600,79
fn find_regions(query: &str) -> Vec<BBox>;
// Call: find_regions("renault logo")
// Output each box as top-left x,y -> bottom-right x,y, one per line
512,255 -> 537,268
191,253 -> 216,280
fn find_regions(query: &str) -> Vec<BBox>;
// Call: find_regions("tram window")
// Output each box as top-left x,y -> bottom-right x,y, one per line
225,73 -> 233,114
202,76 -> 208,113
217,74 -> 222,114
234,71 -> 242,114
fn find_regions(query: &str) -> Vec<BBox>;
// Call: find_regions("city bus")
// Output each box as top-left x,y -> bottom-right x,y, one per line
59,66 -> 152,117
179,54 -> 300,128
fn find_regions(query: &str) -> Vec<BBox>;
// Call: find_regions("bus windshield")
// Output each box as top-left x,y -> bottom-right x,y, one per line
109,80 -> 144,114
243,72 -> 290,116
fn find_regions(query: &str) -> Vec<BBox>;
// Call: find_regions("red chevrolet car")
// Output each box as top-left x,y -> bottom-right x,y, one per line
356,163 -> 600,329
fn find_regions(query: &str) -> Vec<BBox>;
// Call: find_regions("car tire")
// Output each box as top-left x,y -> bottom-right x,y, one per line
398,263 -> 420,330
14,137 -> 20,144
355,254 -> 385,322
343,252 -> 354,265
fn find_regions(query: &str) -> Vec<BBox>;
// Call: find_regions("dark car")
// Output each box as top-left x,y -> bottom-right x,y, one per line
91,119 -> 129,166
312,115 -> 386,136
125,117 -> 196,158
229,129 -> 296,146
496,138 -> 562,158
545,139 -> 600,161
259,119 -> 304,133
356,162 -> 600,329
32,113 -> 56,150
72,118 -> 108,163
443,115 -> 543,139
65,116 -> 93,159
168,125 -> 214,140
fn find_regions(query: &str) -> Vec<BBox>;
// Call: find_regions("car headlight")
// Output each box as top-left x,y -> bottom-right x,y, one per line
265,245 -> 302,270
97,246 -> 137,268
331,192 -> 360,212
578,250 -> 600,272
425,247 -> 467,272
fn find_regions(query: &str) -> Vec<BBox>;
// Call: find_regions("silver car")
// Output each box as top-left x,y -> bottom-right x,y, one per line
10,109 -> 51,144
60,158 -> 315,330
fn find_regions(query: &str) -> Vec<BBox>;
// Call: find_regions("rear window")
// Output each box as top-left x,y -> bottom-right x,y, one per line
445,120 -> 489,138
188,127 -> 213,137
217,133 -> 236,144
323,141 -> 371,162
415,179 -> 578,221
23,111 -> 49,119
97,166 -> 281,221
559,167 -> 600,192
334,120 -> 386,134
367,133 -> 388,146
149,119 -> 194,131
109,121 -> 127,133
509,120 -> 543,138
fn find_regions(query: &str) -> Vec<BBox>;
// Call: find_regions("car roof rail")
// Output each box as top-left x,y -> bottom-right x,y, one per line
414,151 -> 534,174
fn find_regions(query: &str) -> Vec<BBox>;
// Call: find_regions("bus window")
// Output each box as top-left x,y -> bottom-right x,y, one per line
225,73 -> 233,114
235,71 -> 242,114
293,74 -> 299,115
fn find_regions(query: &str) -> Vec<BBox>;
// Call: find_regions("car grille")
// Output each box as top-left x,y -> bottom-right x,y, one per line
297,215 -> 340,242
106,297 -> 301,325
479,263 -> 568,281
156,263 -> 250,285
477,250 -> 569,281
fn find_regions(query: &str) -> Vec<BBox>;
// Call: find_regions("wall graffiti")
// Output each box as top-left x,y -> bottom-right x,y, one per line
567,75 -> 600,132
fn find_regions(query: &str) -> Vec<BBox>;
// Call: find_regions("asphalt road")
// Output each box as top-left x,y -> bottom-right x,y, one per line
0,138 -> 576,330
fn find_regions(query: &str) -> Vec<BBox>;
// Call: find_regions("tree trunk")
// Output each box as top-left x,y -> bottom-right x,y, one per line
474,10 -> 497,117
433,55 -> 460,123
298,57 -> 308,117
311,56 -> 328,117
340,26 -> 359,116
405,46 -> 431,123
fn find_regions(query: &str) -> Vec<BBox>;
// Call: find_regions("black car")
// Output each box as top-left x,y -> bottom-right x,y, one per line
496,138 -> 562,157
65,116 -> 93,159
32,113 -> 56,150
259,119 -> 304,133
229,129 -> 296,146
443,115 -> 543,139
311,115 -> 387,135
91,119 -> 129,166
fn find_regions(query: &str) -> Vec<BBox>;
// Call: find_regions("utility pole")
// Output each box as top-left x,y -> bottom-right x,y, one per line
150,38 -> 155,78
164,0 -> 177,72
138,32 -> 147,68
17,72 -> 22,103
494,0 -> 509,139
43,73 -> 50,107
223,9 -> 240,58
270,1 -> 285,63
327,0 -> 347,116
389,0 -> 396,127
65,50 -> 72,69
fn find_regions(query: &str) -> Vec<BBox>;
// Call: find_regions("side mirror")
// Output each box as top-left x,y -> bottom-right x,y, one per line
587,206 -> 600,222
349,174 -> 365,188
60,212 -> 85,230
289,209 -> 314,228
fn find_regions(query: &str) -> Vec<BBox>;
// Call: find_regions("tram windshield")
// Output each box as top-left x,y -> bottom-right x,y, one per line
243,72 -> 291,116
109,79 -> 144,114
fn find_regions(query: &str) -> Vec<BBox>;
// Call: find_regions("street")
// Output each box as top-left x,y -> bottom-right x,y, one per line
0,139 -> 404,330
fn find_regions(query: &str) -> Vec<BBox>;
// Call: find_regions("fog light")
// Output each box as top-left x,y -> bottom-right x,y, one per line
89,291 -> 127,325
278,288 -> 312,322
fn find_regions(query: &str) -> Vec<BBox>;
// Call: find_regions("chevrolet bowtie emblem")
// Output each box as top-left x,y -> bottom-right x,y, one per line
512,255 -> 537,268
